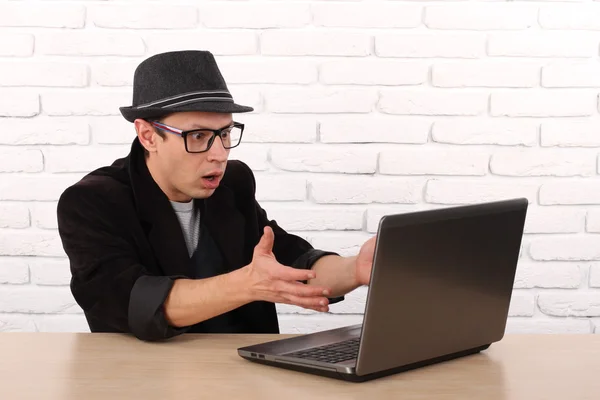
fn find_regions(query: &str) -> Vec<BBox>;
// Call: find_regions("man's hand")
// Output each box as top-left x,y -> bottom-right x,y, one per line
245,226 -> 332,312
354,236 -> 376,286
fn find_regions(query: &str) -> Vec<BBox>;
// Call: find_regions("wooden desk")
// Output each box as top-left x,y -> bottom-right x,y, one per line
0,333 -> 598,399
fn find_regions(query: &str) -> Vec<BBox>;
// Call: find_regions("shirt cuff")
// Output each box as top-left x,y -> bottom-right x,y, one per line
128,275 -> 190,341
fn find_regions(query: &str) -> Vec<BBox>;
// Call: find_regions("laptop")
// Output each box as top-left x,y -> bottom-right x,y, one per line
238,198 -> 529,382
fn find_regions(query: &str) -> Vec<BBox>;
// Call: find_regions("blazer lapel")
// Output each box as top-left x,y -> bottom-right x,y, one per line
200,185 -> 246,272
128,139 -> 192,277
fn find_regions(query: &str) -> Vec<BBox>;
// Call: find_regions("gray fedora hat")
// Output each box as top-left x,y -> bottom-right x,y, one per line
119,50 -> 254,123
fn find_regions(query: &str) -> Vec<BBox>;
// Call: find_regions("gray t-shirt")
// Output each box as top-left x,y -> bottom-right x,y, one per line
170,199 -> 200,257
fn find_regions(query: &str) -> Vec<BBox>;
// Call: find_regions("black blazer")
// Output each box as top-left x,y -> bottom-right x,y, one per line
57,138 -> 341,341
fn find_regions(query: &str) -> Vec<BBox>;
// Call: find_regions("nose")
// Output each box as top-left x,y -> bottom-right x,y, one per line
206,136 -> 228,162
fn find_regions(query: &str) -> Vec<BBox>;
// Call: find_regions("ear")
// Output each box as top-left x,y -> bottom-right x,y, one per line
134,119 -> 160,155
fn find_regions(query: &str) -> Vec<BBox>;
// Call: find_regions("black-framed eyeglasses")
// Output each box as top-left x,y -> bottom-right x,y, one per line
148,120 -> 244,153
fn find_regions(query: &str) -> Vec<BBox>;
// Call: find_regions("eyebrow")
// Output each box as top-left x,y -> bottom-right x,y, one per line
188,122 -> 233,130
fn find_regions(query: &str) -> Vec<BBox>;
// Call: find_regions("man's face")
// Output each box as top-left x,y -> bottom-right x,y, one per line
143,111 -> 234,202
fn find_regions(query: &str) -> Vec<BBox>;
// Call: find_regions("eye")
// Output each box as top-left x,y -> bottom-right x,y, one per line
190,132 -> 207,141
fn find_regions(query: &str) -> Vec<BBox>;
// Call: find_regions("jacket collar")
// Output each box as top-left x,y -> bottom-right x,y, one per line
126,138 -> 245,277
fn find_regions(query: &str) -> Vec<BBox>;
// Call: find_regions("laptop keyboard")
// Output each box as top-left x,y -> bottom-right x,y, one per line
284,338 -> 360,364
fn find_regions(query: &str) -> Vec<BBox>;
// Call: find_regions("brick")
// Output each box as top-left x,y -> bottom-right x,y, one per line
30,202 -> 58,230
541,120 -> 600,147
0,258 -> 29,284
554,124 -> 600,151
432,119 -> 538,146
491,91 -> 596,117
0,3 -> 84,28
28,258 -> 71,286
514,262 -> 583,289
90,116 -> 136,145
539,293 -> 600,317
543,62 -> 600,88
488,33 -> 597,58
539,4 -> 600,30
199,3 -> 309,28
425,4 -> 537,30
235,115 -> 317,143
227,86 -> 263,113
260,204 -> 364,231
278,314 -> 364,334
319,116 -> 430,144
92,61 -> 138,87
490,149 -> 596,177
529,236 -> 600,261
320,60 -> 428,86
379,90 -> 488,116
591,264 -> 600,287
0,149 -> 43,172
376,33 -> 486,58
525,207 -> 586,234
271,145 -> 378,174
227,144 -> 269,172
380,148 -> 489,176
43,145 -> 129,173
0,91 -> 39,117
588,211 -> 600,233
265,87 -> 376,114
310,177 -> 423,204
0,62 -> 88,87
0,117 -> 89,145
327,286 -> 369,314
34,315 -> 90,333
218,58 -> 317,84
505,318 -> 591,334
254,174 -> 306,201
261,31 -> 370,56
432,61 -> 539,88
0,286 -> 81,314
0,33 -> 33,56
37,33 -> 145,56
145,32 -> 258,56
508,292 -> 535,317
310,232 -> 373,257
540,182 -> 600,205
0,174 -> 85,201
0,231 -> 65,257
313,3 -> 421,28
42,91 -> 130,116
0,204 -> 29,229
91,5 -> 197,29
0,315 -> 36,332
426,179 -> 539,205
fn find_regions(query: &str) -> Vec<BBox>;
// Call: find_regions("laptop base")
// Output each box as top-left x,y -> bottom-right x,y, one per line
240,343 -> 491,382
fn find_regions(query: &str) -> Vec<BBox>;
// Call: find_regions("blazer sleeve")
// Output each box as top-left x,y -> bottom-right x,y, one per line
241,162 -> 345,304
57,185 -> 188,341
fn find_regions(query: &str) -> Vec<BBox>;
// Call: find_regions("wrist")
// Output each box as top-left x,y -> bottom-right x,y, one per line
349,255 -> 361,286
230,265 -> 256,304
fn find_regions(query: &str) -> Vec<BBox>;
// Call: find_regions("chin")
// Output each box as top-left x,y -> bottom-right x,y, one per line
193,187 -> 216,199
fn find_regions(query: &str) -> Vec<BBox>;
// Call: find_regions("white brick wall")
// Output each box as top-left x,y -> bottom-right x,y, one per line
1,0 -> 598,336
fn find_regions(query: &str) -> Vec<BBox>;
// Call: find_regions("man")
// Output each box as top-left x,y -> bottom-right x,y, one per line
57,50 -> 376,342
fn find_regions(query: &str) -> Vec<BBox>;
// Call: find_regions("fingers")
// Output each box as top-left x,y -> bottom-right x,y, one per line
276,280 -> 331,298
280,293 -> 330,313
255,226 -> 275,255
271,264 -> 317,282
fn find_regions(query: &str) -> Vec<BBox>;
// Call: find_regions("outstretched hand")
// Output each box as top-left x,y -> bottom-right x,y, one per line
245,226 -> 333,312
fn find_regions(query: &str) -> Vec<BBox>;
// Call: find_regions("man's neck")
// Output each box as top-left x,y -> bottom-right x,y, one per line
145,155 -> 191,203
